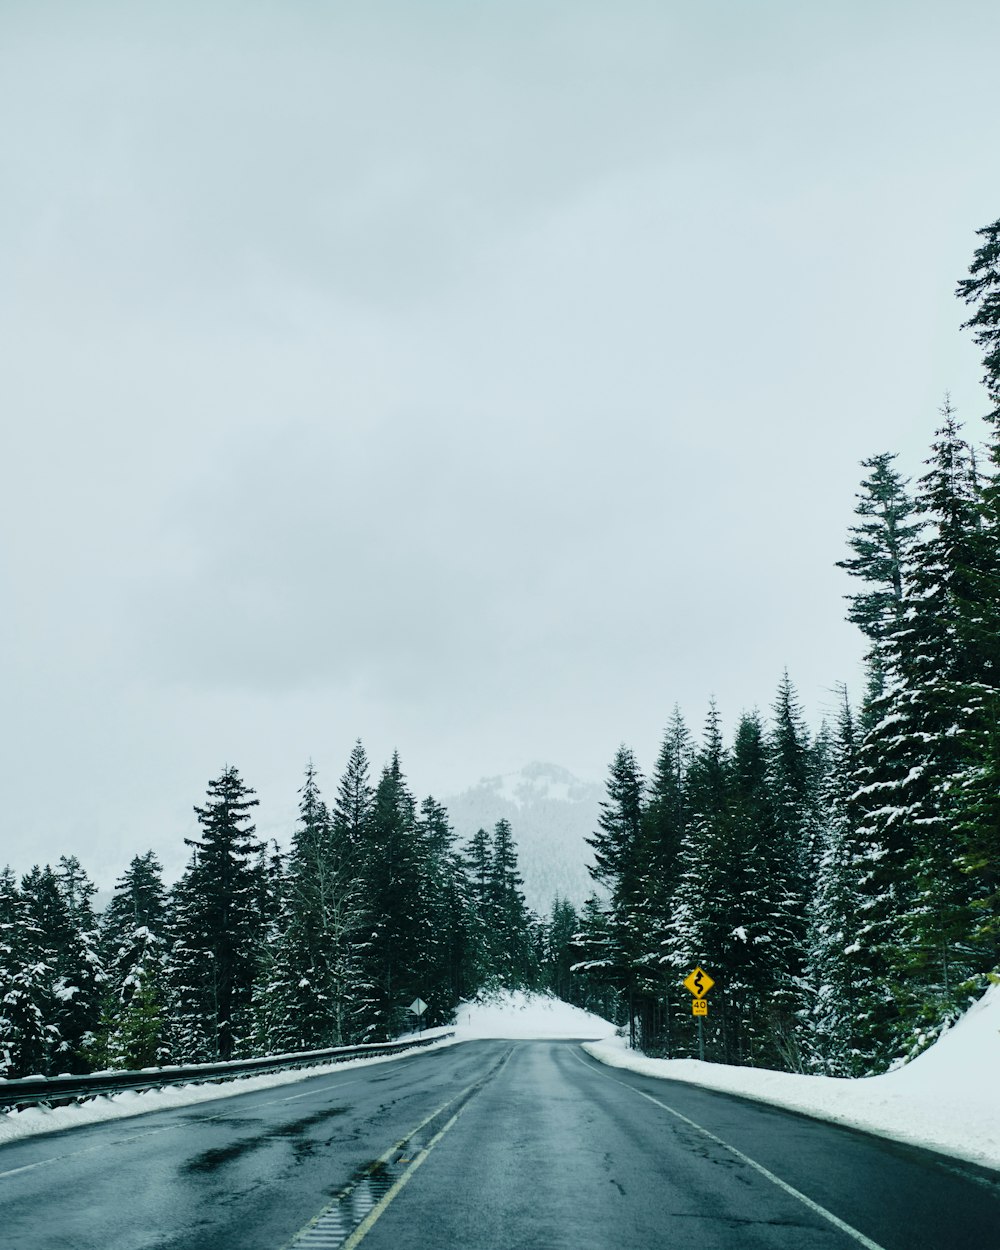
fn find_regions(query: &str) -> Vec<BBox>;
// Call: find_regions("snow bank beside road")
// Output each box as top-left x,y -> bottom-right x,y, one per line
0,1039 -> 459,1147
0,991 -> 612,1146
584,983 -> 1000,1172
453,990 -> 618,1040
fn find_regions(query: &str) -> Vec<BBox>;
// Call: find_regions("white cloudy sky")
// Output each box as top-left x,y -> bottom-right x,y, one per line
2,1 -> 998,888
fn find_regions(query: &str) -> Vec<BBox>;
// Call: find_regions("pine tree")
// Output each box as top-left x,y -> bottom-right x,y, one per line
767,674 -> 819,1057
266,764 -> 357,1052
169,766 -> 264,1061
836,453 -> 922,716
545,897 -> 579,1003
97,851 -> 169,1069
849,408 -> 987,1063
355,753 -> 425,1037
19,860 -> 104,1073
957,214 -> 1000,426
585,744 -> 651,1042
638,709 -> 692,1045
412,796 -> 484,1018
487,819 -> 537,988
0,866 -> 53,1077
953,217 -> 1000,980
724,710 -> 787,1066
807,688 -> 872,1074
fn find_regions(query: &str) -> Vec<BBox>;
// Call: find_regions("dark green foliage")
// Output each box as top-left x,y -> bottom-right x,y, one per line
836,453 -> 921,717
17,859 -> 104,1074
957,215 -> 1000,423
355,753 -> 426,1037
264,764 -> 359,1052
485,819 -> 538,988
0,866 -> 53,1077
169,766 -> 264,1061
96,851 -> 169,1069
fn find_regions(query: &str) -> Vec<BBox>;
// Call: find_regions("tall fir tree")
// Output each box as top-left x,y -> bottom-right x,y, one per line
585,744 -> 650,1044
954,217 -> 1000,980
97,851 -> 169,1069
806,688 -> 872,1074
0,866 -> 53,1077
486,818 -> 537,989
19,860 -> 104,1073
355,753 -> 425,1037
169,766 -> 264,1061
836,453 -> 922,720
266,764 -> 359,1051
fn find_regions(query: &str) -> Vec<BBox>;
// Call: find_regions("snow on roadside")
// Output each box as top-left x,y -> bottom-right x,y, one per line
584,983 -> 1000,1172
0,1038 -> 460,1147
0,991 -> 614,1147
452,989 -> 617,1040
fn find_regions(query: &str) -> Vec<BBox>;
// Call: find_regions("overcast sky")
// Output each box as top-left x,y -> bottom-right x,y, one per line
2,2 -> 998,889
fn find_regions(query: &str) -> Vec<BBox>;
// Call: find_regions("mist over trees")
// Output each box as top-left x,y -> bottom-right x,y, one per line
2,217 -> 998,1079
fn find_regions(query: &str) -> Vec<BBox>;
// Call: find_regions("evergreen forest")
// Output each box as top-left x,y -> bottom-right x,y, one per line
2,217 -> 999,1081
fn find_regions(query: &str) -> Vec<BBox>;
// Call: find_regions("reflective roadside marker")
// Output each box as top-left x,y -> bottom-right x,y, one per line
692,999 -> 708,1017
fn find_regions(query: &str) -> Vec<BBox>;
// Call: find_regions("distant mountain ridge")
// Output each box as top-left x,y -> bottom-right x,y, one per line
444,762 -> 603,914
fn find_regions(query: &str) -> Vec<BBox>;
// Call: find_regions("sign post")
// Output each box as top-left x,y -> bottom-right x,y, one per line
682,967 -> 715,1062
408,997 -> 427,1035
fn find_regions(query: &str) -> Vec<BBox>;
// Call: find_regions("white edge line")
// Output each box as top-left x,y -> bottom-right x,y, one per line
573,1050 -> 888,1250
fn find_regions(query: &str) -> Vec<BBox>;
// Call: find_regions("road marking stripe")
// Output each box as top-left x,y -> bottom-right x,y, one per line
280,1048 -> 513,1250
572,1051 -> 888,1250
341,1104 -> 466,1249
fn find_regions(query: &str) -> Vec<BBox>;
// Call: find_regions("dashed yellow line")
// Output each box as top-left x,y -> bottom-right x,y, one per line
280,1048 -> 513,1250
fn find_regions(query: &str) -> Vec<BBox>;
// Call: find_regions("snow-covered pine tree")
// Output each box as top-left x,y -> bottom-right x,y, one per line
836,453 -> 922,720
18,860 -> 104,1073
638,708 -> 692,1048
765,674 -> 819,1069
585,744 -> 650,1045
957,214 -> 1000,428
724,710 -> 787,1067
413,796 -> 483,1017
570,894 -> 624,1023
97,851 -> 169,1069
954,216 -> 1000,981
806,687 -> 873,1074
849,409 -> 986,1064
355,753 -> 424,1038
265,764 -> 357,1052
0,866 -> 53,1077
889,406 -> 988,1048
545,897 -> 579,1003
169,766 -> 264,1061
661,703 -> 728,1059
165,856 -> 215,1064
486,818 -> 537,989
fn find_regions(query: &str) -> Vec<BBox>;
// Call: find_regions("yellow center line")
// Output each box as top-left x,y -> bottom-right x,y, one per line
280,1047 -> 514,1250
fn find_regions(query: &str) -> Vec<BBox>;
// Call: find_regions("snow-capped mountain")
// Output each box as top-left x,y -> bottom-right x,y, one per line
445,762 -> 604,914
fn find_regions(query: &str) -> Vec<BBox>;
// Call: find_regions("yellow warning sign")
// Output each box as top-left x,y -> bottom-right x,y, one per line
692,998 -> 708,1017
683,966 -> 715,999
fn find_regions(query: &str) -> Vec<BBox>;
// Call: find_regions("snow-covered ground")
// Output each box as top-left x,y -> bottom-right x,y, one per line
584,983 -> 1000,1172
451,989 -> 618,1040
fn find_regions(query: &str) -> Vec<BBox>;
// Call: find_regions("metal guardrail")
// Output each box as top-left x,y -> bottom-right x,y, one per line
0,1032 -> 455,1112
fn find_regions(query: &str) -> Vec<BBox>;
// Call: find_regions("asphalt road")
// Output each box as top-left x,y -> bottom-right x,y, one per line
1,1040 -> 998,1250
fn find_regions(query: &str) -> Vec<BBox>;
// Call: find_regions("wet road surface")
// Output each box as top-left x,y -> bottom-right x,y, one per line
1,1039 -> 998,1249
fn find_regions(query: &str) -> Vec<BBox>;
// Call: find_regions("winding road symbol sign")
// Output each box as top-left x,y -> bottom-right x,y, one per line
683,967 -> 714,999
